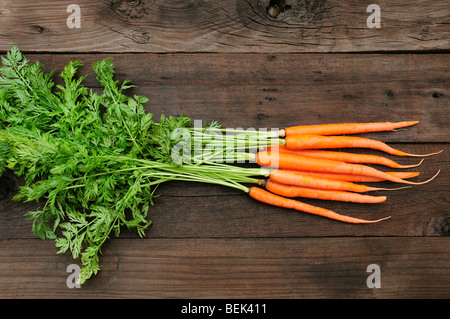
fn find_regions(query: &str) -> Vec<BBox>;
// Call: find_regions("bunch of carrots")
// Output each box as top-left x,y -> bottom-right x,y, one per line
239,121 -> 442,224
1,47 -> 444,282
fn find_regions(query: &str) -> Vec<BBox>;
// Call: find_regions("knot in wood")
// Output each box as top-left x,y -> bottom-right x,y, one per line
258,0 -> 331,25
432,92 -> 444,99
435,216 -> 450,236
110,0 -> 151,20
266,0 -> 291,18
125,0 -> 141,6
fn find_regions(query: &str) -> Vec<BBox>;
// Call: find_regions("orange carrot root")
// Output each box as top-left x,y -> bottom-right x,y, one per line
247,120 -> 438,224
265,180 -> 387,203
284,121 -> 419,136
257,151 -> 439,186
268,146 -> 424,168
284,171 -> 420,182
284,134 -> 443,157
269,169 -> 395,193
249,187 -> 390,224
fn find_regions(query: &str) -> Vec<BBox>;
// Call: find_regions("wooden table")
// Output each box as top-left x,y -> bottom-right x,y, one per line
0,0 -> 449,299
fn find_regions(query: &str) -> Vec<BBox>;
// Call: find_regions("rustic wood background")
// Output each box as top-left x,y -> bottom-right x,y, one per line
0,0 -> 449,299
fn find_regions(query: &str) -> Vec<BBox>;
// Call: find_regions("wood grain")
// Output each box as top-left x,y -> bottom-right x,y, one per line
0,6 -> 449,298
1,237 -> 449,298
23,53 -> 450,143
0,0 -> 448,53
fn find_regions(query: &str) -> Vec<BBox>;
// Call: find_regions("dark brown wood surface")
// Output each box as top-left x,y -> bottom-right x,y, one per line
0,0 -> 449,299
0,0 -> 448,52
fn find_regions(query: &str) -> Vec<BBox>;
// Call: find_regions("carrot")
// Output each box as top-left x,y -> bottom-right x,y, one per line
249,187 -> 390,224
256,151 -> 440,185
265,179 -> 387,203
288,171 -> 420,182
268,146 -> 424,168
269,169 -> 400,193
284,134 -> 443,157
284,121 -> 419,136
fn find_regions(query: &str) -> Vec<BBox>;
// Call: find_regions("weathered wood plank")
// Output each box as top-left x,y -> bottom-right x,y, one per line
20,53 -> 450,143
1,237 -> 449,298
0,0 -> 448,53
1,143 -> 448,240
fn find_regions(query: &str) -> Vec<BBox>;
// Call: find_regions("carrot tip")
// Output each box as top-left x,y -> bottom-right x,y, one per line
392,121 -> 419,130
401,169 -> 441,185
402,149 -> 444,157
398,158 -> 424,168
343,215 -> 391,224
422,169 -> 440,183
370,216 -> 391,223
376,186 -> 413,191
